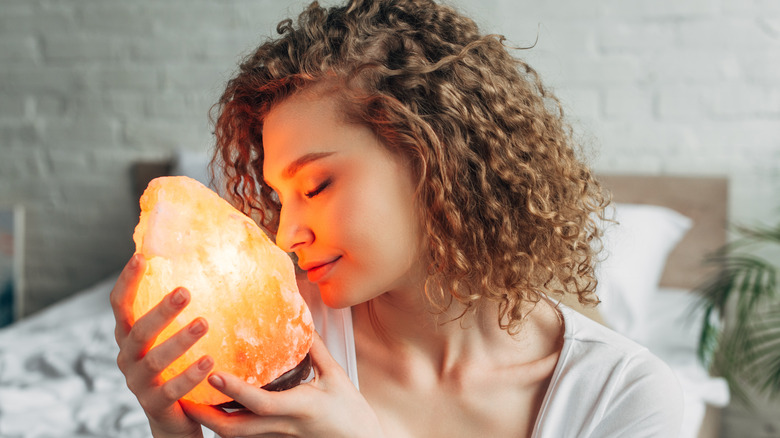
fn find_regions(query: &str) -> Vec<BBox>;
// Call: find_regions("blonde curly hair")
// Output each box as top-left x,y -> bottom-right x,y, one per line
211,0 -> 609,333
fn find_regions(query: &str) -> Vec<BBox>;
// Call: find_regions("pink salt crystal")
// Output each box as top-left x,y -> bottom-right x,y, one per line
132,176 -> 314,405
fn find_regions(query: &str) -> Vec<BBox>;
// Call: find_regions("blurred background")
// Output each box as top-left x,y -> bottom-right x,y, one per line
0,0 -> 778,435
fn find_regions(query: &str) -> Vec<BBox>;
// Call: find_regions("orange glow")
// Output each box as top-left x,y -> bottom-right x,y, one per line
132,176 -> 314,405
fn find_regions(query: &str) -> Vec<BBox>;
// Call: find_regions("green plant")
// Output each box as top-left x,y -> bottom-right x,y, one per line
696,221 -> 780,404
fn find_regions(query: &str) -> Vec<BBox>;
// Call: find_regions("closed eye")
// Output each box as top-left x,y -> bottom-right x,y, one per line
305,178 -> 332,199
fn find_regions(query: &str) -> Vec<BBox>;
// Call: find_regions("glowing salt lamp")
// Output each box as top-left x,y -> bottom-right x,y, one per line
132,176 -> 314,406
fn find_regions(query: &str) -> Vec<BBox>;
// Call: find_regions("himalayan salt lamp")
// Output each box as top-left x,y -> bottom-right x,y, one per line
132,176 -> 314,406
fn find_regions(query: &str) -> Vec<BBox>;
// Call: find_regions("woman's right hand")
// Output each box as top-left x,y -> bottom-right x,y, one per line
111,254 -> 214,438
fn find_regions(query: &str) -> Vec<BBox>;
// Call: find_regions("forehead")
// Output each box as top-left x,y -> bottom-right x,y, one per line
264,89 -> 341,136
262,91 -> 339,171
261,90 -> 381,184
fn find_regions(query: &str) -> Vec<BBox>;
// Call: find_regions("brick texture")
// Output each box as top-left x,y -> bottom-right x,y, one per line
0,0 -> 778,321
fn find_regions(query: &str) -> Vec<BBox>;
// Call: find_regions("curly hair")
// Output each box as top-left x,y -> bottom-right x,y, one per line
211,0 -> 609,333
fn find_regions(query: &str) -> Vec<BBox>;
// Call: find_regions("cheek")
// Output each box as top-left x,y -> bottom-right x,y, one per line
346,181 -> 420,265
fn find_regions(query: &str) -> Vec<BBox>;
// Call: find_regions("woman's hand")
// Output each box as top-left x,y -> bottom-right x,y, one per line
111,254 -> 214,438
182,333 -> 385,438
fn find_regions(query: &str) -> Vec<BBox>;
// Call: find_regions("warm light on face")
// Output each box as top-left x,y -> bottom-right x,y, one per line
132,176 -> 314,405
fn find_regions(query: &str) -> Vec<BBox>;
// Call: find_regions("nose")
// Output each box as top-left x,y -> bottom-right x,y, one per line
275,203 -> 314,253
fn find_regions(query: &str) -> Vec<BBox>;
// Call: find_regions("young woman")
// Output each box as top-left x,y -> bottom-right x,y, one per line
111,1 -> 684,436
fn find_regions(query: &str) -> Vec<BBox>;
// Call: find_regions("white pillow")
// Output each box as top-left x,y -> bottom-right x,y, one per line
595,203 -> 692,339
635,287 -> 707,355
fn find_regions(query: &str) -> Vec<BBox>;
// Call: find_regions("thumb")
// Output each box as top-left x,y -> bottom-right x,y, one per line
308,331 -> 348,381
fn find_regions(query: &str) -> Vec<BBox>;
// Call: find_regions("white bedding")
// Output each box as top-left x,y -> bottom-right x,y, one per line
626,287 -> 730,438
0,274 -> 728,437
0,274 -> 150,437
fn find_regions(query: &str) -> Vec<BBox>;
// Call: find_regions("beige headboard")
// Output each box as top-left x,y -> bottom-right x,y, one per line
598,174 -> 729,289
551,174 -> 728,324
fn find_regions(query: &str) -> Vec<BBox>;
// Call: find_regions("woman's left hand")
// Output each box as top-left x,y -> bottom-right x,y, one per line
181,332 -> 384,438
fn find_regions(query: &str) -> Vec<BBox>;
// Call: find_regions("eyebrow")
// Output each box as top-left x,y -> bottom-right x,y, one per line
282,151 -> 336,179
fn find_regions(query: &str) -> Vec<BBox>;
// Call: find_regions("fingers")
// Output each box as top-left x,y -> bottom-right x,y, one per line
145,355 -> 215,411
181,392 -> 299,438
121,312 -> 213,414
183,335 -> 379,438
200,334 -> 337,418
117,287 -> 203,390
151,318 -> 209,373
110,255 -> 212,435
207,372 -> 299,417
120,287 -> 191,360
125,315 -> 208,382
111,254 -> 146,340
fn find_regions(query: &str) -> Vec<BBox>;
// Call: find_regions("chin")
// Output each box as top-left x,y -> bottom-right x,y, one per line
318,283 -> 349,309
318,282 -> 368,309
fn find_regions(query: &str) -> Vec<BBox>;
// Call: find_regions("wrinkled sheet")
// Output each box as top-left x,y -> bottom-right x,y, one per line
0,274 -> 150,437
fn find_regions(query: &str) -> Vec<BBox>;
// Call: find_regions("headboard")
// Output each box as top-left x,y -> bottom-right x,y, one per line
598,174 -> 728,289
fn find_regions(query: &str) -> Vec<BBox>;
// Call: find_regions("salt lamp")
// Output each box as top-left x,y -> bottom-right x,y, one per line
132,176 -> 314,406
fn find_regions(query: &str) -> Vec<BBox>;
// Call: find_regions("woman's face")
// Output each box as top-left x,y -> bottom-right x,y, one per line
262,90 -> 424,308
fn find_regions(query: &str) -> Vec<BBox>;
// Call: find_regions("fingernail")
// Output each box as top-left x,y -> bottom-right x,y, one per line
198,356 -> 213,371
208,374 -> 224,389
171,288 -> 188,306
189,318 -> 206,335
129,255 -> 139,269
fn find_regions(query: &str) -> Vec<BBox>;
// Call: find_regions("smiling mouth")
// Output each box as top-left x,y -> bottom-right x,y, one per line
305,256 -> 341,282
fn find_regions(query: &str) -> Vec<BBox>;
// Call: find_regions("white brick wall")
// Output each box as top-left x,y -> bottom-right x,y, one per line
1,0 -> 778,319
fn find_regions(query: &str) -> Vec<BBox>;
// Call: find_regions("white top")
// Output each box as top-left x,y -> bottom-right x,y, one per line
531,304 -> 684,437
301,286 -> 684,437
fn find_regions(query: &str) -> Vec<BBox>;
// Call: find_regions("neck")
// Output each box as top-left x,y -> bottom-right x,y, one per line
351,283 -> 559,380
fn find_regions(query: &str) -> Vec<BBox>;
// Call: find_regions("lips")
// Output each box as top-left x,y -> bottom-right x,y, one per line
301,256 -> 341,283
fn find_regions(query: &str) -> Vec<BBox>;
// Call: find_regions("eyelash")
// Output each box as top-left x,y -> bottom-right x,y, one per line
304,178 -> 331,199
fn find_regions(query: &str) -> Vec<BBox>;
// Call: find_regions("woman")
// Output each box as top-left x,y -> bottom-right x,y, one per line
111,0 -> 684,436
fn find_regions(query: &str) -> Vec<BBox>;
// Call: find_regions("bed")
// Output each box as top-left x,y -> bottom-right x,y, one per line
0,151 -> 730,437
